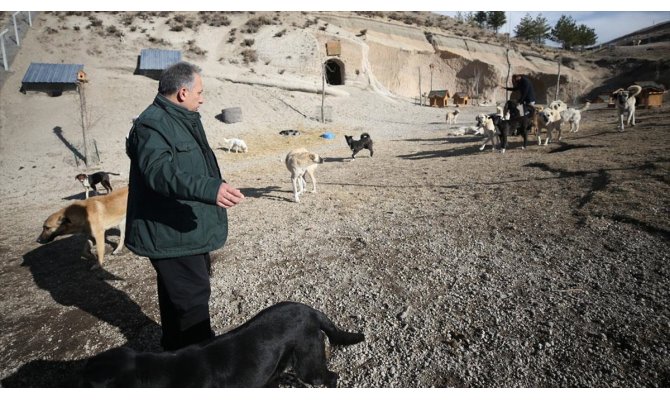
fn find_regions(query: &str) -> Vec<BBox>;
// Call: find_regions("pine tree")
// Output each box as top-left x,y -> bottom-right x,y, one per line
487,11 -> 506,34
474,11 -> 488,29
551,15 -> 579,49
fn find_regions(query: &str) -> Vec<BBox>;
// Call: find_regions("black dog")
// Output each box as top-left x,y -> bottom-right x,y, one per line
496,100 -> 535,152
81,302 -> 365,388
345,133 -> 374,159
75,171 -> 119,199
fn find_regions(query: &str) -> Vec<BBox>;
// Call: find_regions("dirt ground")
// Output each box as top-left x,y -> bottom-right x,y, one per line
0,99 -> 668,387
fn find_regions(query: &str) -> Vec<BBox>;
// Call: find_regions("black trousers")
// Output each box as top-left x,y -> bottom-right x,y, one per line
150,253 -> 215,351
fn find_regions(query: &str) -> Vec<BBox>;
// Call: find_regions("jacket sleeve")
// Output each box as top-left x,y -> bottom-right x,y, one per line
131,122 -> 221,205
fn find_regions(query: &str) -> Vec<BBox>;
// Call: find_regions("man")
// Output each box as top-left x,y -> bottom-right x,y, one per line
503,73 -> 536,116
125,61 -> 244,351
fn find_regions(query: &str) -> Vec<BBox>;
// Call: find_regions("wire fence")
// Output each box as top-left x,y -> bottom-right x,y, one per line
0,11 -> 37,90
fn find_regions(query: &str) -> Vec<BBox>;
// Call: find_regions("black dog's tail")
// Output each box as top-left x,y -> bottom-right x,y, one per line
315,309 -> 365,346
106,172 -> 121,176
360,133 -> 370,140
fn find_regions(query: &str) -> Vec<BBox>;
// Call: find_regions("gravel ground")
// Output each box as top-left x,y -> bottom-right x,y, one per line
0,97 -> 668,388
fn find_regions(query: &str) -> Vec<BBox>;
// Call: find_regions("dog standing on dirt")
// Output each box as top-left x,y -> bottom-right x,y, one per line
560,102 -> 591,133
37,186 -> 128,268
613,85 -> 642,131
476,113 -> 498,152
285,148 -> 324,203
75,171 -> 120,199
81,301 -> 365,388
345,133 -> 374,159
446,108 -> 460,125
538,108 -> 563,145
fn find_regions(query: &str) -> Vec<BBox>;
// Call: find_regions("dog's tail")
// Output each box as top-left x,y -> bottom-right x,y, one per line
315,308 -> 365,346
360,133 -> 370,140
106,172 -> 121,176
579,101 -> 591,112
627,85 -> 642,98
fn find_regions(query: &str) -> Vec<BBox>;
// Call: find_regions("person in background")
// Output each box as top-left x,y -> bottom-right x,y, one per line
125,61 -> 244,351
503,73 -> 537,116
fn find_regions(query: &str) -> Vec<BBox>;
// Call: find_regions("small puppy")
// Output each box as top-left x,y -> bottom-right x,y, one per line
37,186 -> 128,268
613,85 -> 642,131
75,171 -> 119,199
538,108 -> 563,145
345,133 -> 374,159
560,102 -> 591,133
285,148 -> 324,202
475,113 -> 498,152
81,301 -> 365,388
446,108 -> 460,124
221,138 -> 248,153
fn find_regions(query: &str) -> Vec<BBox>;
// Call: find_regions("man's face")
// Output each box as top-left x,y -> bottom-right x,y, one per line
179,73 -> 204,112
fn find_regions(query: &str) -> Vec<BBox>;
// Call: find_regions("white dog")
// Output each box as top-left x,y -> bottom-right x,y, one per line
446,108 -> 460,125
475,113 -> 498,152
548,100 -> 568,112
538,108 -> 563,145
613,85 -> 642,131
560,102 -> 591,133
285,148 -> 324,203
221,138 -> 248,153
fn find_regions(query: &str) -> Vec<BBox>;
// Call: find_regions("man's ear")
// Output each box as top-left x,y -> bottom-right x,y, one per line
176,87 -> 187,102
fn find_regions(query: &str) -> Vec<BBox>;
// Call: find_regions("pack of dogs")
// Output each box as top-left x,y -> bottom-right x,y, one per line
471,92 -> 634,153
37,83 -> 645,386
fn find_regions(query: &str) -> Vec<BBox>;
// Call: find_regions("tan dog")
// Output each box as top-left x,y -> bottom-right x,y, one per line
613,85 -> 642,131
37,186 -> 128,268
446,108 -> 460,125
538,108 -> 563,145
285,148 -> 324,203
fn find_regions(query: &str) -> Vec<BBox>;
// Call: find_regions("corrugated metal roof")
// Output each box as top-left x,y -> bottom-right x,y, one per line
139,49 -> 181,70
428,90 -> 449,98
21,63 -> 84,84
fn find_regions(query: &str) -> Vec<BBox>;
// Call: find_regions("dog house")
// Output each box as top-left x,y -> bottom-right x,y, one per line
428,90 -> 450,107
452,92 -> 470,105
136,49 -> 181,79
635,81 -> 666,108
20,63 -> 86,95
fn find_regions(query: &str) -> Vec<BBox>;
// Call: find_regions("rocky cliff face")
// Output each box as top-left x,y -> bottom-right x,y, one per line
314,13 -> 600,104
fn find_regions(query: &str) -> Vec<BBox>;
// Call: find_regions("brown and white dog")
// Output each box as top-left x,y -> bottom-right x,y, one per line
75,171 -> 120,199
613,85 -> 642,131
37,186 -> 128,268
285,148 -> 324,203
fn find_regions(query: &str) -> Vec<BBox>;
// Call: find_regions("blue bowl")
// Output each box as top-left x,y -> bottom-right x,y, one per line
321,132 -> 335,139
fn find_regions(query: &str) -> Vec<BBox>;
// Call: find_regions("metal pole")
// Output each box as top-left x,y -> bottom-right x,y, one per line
0,29 -> 7,71
27,11 -> 32,27
12,12 -> 20,47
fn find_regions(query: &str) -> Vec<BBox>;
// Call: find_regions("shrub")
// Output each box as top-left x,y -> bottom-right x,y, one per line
274,29 -> 287,38
241,38 -> 255,47
241,49 -> 258,64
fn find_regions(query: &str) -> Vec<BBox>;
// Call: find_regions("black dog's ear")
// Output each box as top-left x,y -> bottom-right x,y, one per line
58,216 -> 71,226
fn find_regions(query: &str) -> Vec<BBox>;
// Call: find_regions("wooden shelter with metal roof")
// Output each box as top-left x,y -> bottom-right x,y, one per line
20,62 -> 86,95
136,48 -> 181,79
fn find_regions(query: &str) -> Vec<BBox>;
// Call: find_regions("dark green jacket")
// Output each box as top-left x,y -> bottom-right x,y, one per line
125,94 -> 227,259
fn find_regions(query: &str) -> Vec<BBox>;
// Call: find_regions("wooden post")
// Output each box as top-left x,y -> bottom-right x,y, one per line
78,83 -> 89,167
505,49 -> 511,101
555,56 -> 562,101
418,67 -> 422,106
321,62 -> 325,123
0,29 -> 8,71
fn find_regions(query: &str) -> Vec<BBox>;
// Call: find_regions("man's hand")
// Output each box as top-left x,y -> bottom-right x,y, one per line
216,182 -> 244,209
